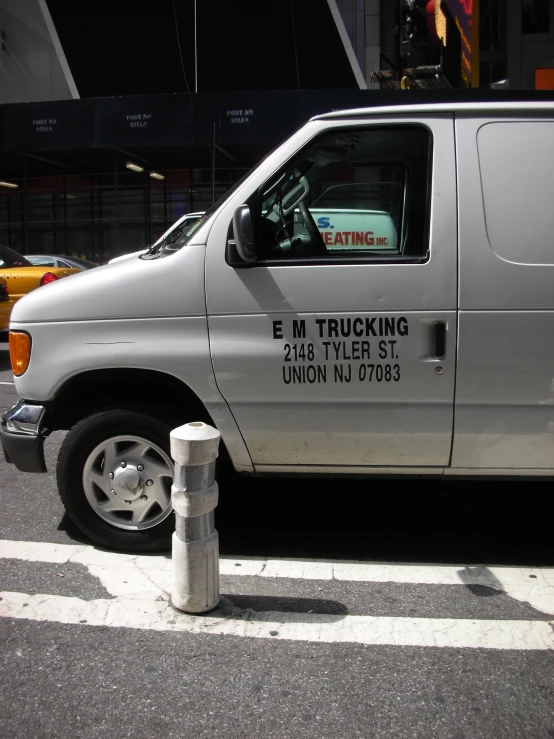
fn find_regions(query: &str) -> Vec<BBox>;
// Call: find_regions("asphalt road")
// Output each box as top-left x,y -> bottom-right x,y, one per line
1,334 -> 553,739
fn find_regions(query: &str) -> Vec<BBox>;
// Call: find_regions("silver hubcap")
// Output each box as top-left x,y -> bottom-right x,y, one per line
83,435 -> 173,531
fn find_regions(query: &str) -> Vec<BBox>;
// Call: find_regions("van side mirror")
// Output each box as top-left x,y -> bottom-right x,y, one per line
233,205 -> 257,263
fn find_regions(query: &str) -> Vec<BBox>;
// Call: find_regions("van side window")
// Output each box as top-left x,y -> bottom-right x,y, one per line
478,121 -> 554,266
257,126 -> 431,263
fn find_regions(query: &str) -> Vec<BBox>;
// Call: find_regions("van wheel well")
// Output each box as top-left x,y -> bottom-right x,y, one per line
48,368 -> 214,434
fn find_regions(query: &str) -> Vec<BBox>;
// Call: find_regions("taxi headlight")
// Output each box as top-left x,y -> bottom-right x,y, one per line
9,331 -> 32,376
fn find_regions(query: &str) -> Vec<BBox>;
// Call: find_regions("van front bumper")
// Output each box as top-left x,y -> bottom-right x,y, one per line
1,400 -> 48,473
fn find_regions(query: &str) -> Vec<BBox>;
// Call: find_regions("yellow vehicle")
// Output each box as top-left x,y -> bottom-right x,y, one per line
0,276 -> 10,331
0,246 -> 79,306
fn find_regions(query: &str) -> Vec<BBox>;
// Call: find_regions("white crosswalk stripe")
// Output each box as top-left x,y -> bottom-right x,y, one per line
1,539 -> 553,650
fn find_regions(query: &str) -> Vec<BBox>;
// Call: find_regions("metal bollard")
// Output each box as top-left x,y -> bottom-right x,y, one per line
170,421 -> 221,613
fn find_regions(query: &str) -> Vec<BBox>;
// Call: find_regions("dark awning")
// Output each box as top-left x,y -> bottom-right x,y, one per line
2,89 -> 553,177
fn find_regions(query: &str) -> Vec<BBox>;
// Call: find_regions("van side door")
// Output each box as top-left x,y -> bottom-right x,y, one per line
452,113 -> 554,472
206,115 -> 458,470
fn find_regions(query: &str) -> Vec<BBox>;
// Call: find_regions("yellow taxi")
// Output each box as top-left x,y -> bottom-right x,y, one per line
0,276 -> 10,331
0,246 -> 80,308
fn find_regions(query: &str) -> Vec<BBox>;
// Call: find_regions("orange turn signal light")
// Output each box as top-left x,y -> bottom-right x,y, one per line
9,331 -> 32,376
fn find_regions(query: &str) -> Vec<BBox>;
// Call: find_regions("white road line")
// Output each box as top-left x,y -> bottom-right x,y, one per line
0,381 -> 15,385
1,591 -> 552,650
1,539 -> 554,615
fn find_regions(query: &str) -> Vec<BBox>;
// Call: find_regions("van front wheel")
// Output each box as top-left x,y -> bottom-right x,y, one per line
57,410 -> 176,552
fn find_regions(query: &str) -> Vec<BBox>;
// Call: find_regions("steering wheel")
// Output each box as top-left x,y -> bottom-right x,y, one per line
298,201 -> 326,256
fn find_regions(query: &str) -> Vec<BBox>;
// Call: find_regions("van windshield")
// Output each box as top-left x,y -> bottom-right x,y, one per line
148,168 -> 258,259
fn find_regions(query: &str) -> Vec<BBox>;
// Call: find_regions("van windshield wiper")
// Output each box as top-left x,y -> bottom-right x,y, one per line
144,240 -> 164,256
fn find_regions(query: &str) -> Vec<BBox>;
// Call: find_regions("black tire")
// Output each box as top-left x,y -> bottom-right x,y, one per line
57,409 -> 176,552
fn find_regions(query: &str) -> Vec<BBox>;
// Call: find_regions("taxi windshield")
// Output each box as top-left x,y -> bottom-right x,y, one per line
0,246 -> 32,268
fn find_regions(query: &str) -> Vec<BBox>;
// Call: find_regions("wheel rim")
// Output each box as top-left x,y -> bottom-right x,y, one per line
82,434 -> 173,531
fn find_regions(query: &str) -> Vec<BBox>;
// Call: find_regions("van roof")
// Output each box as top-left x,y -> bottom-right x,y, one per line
313,99 -> 554,121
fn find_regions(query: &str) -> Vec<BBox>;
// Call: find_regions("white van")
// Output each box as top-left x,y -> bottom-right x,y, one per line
2,101 -> 554,551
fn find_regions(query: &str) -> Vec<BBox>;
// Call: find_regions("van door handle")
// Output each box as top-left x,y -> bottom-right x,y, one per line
434,321 -> 446,359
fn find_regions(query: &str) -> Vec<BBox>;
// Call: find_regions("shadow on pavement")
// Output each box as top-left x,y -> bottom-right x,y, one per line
0,343 -> 12,372
55,461 -> 553,567
216,476 -> 554,567
57,513 -> 94,546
